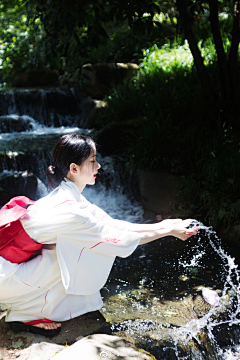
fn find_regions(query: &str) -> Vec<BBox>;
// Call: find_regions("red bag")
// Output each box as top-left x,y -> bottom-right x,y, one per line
0,196 -> 42,263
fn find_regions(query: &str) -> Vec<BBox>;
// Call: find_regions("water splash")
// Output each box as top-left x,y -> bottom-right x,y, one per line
104,221 -> 240,359
167,223 -> 240,359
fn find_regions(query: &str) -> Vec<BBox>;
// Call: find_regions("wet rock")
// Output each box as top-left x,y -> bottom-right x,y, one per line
105,283 -> 233,359
137,169 -> 181,217
53,334 -> 153,360
0,115 -> 35,133
112,322 -> 210,360
81,98 -> 107,129
0,171 -> 38,205
193,294 -> 211,317
0,89 -> 84,127
105,293 -> 199,327
0,151 -> 51,186
81,63 -> 139,99
12,67 -> 59,87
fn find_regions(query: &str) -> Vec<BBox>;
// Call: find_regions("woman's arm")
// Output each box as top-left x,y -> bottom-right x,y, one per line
129,219 -> 198,245
127,218 -> 183,232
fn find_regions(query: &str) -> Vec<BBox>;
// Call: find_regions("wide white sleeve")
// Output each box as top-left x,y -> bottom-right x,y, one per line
56,203 -> 141,295
23,199 -> 141,296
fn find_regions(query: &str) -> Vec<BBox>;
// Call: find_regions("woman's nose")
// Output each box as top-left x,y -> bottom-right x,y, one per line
97,162 -> 101,169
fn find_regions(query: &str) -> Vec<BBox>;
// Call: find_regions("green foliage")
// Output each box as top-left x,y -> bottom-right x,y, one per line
0,0 -> 178,82
0,0 -> 46,83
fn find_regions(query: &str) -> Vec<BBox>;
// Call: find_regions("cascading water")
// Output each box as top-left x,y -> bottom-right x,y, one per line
1,90 -> 240,359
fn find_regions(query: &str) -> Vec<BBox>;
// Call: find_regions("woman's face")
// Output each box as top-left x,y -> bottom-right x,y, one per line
67,145 -> 101,192
79,150 -> 101,186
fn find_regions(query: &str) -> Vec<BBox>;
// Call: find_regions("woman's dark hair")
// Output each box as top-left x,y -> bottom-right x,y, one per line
46,134 -> 96,189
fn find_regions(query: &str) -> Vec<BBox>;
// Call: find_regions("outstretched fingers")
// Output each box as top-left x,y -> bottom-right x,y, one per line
185,226 -> 199,236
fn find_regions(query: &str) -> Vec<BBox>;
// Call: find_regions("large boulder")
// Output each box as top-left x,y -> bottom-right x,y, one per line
81,63 -> 139,99
53,334 -> 153,360
81,98 -> 107,129
12,67 -> 59,87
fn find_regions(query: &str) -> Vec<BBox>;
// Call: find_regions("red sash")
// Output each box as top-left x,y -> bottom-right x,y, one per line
0,196 -> 43,263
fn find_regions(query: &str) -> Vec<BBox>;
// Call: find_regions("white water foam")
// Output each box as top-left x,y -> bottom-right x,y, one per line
174,222 -> 240,359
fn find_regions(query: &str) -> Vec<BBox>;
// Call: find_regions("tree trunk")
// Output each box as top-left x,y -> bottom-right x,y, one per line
176,0 -> 216,101
209,0 -> 232,100
229,1 -> 240,95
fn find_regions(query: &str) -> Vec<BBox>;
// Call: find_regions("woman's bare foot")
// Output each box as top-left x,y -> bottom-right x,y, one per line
21,321 -> 61,330
33,322 -> 61,330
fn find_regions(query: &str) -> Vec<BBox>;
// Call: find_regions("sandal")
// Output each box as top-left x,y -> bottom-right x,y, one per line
10,319 -> 61,337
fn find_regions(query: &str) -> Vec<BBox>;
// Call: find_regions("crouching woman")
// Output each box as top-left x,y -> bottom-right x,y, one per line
0,134 -> 198,336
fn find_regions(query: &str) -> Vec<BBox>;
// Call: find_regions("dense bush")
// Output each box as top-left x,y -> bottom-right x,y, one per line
97,42 -> 240,228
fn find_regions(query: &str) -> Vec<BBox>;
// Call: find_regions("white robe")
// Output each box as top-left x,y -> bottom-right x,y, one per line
0,179 -> 141,322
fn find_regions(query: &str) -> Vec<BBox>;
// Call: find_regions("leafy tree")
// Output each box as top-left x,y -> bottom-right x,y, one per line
22,1 -> 240,108
20,0 -> 176,71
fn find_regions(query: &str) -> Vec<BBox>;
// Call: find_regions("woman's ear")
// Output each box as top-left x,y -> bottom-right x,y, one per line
69,163 -> 78,174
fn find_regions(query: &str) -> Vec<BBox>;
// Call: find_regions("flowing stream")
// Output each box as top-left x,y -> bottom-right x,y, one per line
1,89 -> 240,359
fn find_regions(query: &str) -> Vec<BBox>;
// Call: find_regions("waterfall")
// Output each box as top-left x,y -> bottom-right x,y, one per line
0,88 -> 83,127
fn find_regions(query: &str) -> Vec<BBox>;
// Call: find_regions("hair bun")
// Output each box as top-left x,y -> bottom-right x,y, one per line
46,165 -> 64,190
48,165 -> 56,174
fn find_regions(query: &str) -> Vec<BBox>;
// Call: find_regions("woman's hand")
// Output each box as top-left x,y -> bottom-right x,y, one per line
169,219 -> 198,241
130,218 -> 199,245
